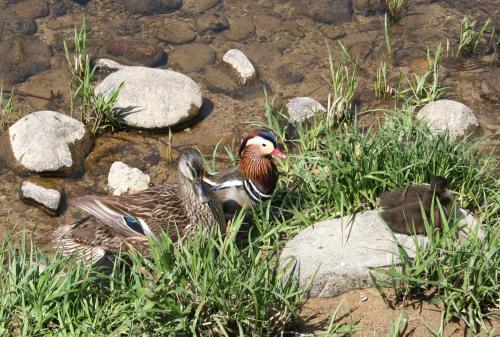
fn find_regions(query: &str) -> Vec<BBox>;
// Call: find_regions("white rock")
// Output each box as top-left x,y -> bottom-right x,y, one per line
222,49 -> 256,85
1,111 -> 92,176
108,161 -> 150,196
280,209 -> 477,298
96,67 -> 203,130
416,100 -> 480,140
286,97 -> 326,122
94,58 -> 127,72
20,180 -> 63,214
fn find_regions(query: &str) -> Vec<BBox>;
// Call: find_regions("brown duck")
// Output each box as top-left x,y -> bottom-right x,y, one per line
378,176 -> 454,234
53,148 -> 225,264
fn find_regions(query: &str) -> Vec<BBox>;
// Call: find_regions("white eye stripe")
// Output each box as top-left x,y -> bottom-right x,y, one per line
246,136 -> 274,148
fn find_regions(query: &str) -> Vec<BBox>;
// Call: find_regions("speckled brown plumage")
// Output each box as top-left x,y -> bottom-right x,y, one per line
53,148 -> 225,264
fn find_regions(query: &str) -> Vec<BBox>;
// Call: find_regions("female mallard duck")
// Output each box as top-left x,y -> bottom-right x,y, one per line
379,176 -> 454,234
203,129 -> 286,219
53,148 -> 225,264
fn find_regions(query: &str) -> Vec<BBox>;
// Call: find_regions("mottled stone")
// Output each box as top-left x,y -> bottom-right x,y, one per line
95,67 -> 202,130
416,100 -> 480,140
19,177 -> 65,216
108,161 -> 150,196
286,97 -> 325,122
222,49 -> 256,85
0,111 -> 93,176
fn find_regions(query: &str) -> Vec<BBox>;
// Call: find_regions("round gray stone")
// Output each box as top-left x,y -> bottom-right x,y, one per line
95,67 -> 203,130
286,97 -> 325,122
280,209 -> 477,298
416,100 -> 480,140
0,111 -> 93,176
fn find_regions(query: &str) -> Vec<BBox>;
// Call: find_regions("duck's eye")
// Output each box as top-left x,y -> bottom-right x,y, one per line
262,143 -> 267,147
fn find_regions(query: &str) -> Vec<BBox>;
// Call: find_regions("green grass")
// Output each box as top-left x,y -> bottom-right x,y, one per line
456,16 -> 492,57
0,87 -> 14,131
386,0 -> 408,22
64,19 -> 122,135
0,219 -> 304,336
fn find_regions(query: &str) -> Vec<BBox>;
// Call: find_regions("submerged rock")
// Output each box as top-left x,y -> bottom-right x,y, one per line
102,39 -> 166,67
222,49 -> 256,85
223,16 -> 255,42
94,58 -> 128,72
0,111 -> 93,176
170,43 -> 216,73
280,209 -> 477,298
0,14 -> 37,40
96,67 -> 203,130
416,100 -> 480,140
19,177 -> 65,216
286,97 -> 325,122
122,0 -> 182,15
0,36 -> 52,85
108,161 -> 150,196
183,0 -> 220,14
300,0 -> 353,25
195,13 -> 229,33
155,21 -> 196,44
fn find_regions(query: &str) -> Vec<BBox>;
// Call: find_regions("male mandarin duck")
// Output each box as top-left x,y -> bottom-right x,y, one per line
53,148 -> 225,264
203,129 -> 286,219
378,176 -> 454,234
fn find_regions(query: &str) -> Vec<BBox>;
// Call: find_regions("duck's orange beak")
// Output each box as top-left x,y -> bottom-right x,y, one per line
271,148 -> 286,159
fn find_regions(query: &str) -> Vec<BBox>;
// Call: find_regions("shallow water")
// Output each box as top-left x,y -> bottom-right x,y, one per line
0,0 -> 498,246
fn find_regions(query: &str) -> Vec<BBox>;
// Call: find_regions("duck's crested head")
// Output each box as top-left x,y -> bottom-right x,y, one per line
239,129 -> 286,159
178,148 -> 205,181
430,176 -> 448,192
178,148 -> 210,203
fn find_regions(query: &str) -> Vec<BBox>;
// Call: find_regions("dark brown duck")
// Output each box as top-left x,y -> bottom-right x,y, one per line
379,176 -> 454,234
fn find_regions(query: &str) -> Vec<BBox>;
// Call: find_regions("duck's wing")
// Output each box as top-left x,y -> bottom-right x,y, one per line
204,167 -> 245,188
53,216 -> 150,264
71,185 -> 190,239
379,201 -> 427,235
379,185 -> 429,209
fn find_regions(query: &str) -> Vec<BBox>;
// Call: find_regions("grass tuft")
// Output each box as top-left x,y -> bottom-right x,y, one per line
0,87 -> 14,131
456,16 -> 492,57
64,19 -> 122,135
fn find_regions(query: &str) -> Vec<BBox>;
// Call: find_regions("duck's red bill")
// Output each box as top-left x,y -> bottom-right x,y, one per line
271,148 -> 286,159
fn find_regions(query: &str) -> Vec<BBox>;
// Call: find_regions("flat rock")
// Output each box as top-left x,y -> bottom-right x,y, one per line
19,177 -> 65,216
273,64 -> 304,84
253,14 -> 282,31
182,0 -> 220,14
122,0 -> 182,15
10,0 -> 49,19
102,39 -> 166,67
223,16 -> 256,42
170,43 -> 216,73
112,18 -> 141,36
416,100 -> 480,140
195,13 -> 229,33
280,209 -> 477,298
94,58 -> 128,72
155,21 -> 196,44
95,67 -> 202,130
108,161 -> 150,196
0,111 -> 93,176
286,97 -> 325,122
0,14 -> 37,40
0,36 -> 51,85
222,49 -> 256,85
299,0 -> 353,25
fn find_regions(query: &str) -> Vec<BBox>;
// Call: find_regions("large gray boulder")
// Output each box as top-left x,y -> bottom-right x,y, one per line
280,209 -> 477,298
416,100 -> 480,140
0,111 -> 93,176
96,67 -> 203,130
